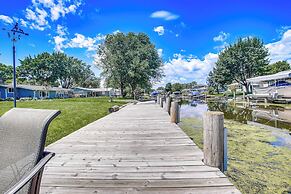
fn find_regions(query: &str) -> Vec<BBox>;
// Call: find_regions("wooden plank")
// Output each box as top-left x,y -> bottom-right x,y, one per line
40,101 -> 240,193
41,186 -> 240,194
44,165 -> 219,173
42,177 -> 234,188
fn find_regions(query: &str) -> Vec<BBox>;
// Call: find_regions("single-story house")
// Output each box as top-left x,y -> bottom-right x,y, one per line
0,84 -> 72,100
72,87 -> 120,97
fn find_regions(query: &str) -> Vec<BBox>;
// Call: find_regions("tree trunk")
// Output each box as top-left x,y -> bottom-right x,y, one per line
242,82 -> 250,94
120,82 -> 125,98
129,84 -> 136,100
216,86 -> 220,94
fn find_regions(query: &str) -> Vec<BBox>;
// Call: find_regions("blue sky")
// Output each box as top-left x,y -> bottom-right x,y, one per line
0,0 -> 291,86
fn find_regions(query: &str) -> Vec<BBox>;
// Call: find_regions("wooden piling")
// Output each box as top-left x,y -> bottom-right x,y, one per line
160,97 -> 164,108
203,111 -> 224,171
170,101 -> 179,123
166,96 -> 172,114
157,94 -> 160,104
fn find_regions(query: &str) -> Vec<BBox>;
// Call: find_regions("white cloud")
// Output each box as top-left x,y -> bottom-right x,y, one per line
157,49 -> 163,57
24,0 -> 82,31
52,24 -> 105,53
276,26 -> 291,37
214,42 -> 228,50
213,31 -> 230,51
53,24 -> 68,52
150,10 -> 179,21
213,31 -> 230,42
113,30 -> 121,34
20,18 -> 28,27
67,33 -> 99,51
157,52 -> 218,86
25,7 -> 50,30
0,15 -> 13,24
266,29 -> 291,63
154,26 -> 165,36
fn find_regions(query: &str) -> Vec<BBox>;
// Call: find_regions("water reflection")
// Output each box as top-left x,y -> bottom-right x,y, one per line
180,100 -> 291,148
181,100 -> 291,131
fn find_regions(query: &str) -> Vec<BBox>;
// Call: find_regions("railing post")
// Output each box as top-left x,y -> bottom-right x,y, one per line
170,101 -> 179,123
203,111 -> 225,171
166,96 -> 172,114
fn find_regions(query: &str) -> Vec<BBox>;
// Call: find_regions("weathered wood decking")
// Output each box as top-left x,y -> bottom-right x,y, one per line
40,101 -> 240,194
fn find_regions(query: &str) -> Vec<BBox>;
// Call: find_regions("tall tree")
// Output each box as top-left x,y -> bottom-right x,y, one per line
0,63 -> 13,83
172,83 -> 183,92
207,70 -> 220,94
165,83 -> 172,92
263,60 -> 290,75
19,52 -> 98,88
18,52 -> 57,86
81,76 -> 101,88
96,32 -> 163,98
209,37 -> 269,93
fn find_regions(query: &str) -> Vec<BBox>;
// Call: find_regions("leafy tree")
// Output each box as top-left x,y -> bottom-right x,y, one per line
209,37 -> 269,93
19,52 -> 98,88
19,52 -> 57,86
207,70 -> 220,94
165,82 -> 172,92
96,32 -> 163,98
184,81 -> 197,89
263,60 -> 290,75
0,63 -> 13,83
97,33 -> 129,97
157,86 -> 165,91
172,83 -> 183,92
80,76 -> 101,88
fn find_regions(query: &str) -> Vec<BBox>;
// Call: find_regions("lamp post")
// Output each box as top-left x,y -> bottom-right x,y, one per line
3,23 -> 28,107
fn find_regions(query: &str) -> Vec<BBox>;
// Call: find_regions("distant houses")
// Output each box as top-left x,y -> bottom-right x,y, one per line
0,84 -> 120,100
72,87 -> 120,98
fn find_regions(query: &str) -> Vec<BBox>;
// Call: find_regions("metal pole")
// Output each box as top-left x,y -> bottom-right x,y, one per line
13,43 -> 17,107
2,23 -> 28,107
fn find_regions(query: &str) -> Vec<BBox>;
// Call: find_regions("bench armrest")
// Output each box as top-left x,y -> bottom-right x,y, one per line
5,152 -> 55,194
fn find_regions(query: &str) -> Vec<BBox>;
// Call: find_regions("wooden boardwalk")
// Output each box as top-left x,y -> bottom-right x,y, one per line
40,101 -> 240,194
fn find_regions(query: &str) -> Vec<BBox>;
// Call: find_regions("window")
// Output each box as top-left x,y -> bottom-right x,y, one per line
8,88 -> 14,93
39,91 -> 47,98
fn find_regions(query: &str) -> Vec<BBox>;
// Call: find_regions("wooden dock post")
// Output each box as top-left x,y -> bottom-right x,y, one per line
166,96 -> 172,114
160,96 -> 164,108
203,111 -> 225,171
170,101 -> 179,123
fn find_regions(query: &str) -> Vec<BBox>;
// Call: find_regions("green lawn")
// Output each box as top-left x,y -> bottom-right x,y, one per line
0,97 -> 127,145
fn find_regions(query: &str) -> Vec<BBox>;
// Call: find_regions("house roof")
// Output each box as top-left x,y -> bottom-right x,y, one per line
73,87 -> 113,92
247,70 -> 291,83
0,84 -> 71,92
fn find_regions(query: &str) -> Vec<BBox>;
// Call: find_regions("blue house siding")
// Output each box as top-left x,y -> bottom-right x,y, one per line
17,88 -> 35,99
0,86 -> 6,99
49,91 -> 57,98
0,85 -> 71,100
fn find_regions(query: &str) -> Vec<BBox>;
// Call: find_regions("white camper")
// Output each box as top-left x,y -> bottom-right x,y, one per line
247,70 -> 291,101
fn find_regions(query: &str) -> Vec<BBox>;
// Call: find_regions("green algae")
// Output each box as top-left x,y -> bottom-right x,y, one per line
180,118 -> 291,194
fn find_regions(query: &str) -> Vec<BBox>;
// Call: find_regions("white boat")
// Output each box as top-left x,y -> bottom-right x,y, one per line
247,70 -> 291,101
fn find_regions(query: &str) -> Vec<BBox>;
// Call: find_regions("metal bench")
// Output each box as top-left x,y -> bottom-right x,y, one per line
0,108 -> 60,194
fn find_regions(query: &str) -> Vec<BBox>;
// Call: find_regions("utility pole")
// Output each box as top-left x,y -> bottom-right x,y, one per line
3,23 -> 28,107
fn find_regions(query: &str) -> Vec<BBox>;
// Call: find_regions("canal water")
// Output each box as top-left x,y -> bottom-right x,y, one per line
180,100 -> 291,149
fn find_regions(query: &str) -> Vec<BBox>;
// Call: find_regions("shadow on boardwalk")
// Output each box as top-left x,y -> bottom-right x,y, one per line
41,101 -> 240,194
